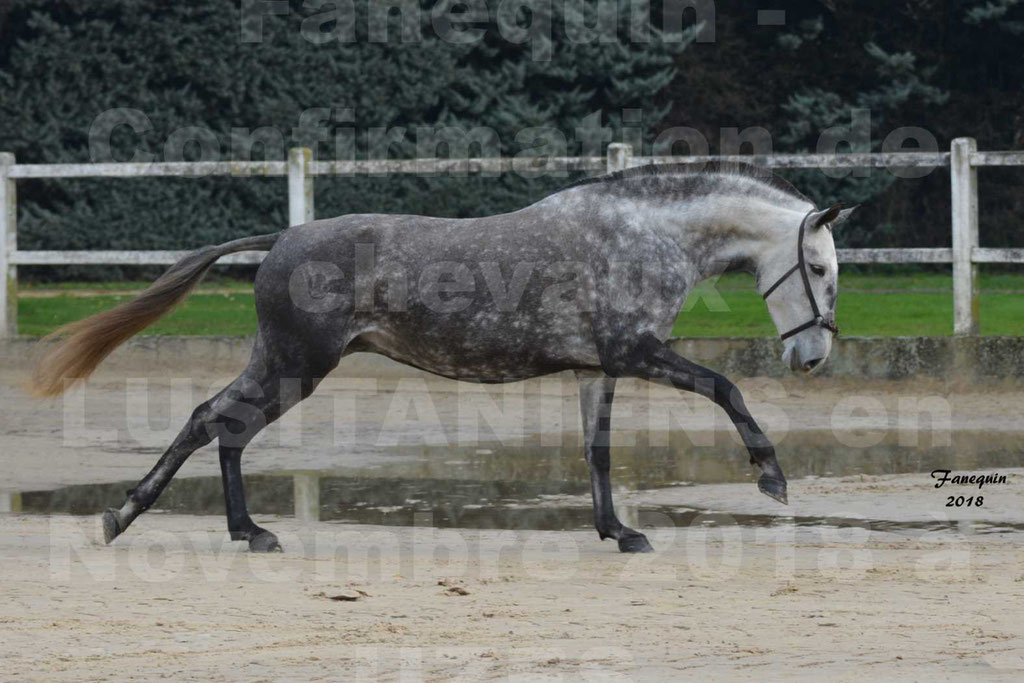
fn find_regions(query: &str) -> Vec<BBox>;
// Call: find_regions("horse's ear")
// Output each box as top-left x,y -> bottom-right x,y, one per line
808,203 -> 856,231
831,205 -> 859,230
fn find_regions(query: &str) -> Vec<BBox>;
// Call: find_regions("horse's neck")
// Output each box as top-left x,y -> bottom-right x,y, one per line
659,195 -> 809,284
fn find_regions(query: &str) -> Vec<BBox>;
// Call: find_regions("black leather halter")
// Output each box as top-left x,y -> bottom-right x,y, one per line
761,210 -> 840,341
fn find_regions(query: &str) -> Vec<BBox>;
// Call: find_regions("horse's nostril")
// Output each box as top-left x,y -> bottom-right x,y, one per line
803,358 -> 823,371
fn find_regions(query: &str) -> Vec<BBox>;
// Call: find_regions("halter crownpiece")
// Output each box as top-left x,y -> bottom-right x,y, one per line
762,208 -> 841,341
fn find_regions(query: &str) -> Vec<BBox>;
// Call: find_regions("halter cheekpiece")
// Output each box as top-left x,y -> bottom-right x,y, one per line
761,209 -> 840,341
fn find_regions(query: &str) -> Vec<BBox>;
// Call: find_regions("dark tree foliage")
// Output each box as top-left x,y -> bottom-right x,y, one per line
0,0 -> 1021,280
0,0 -> 693,278
661,0 -> 1024,251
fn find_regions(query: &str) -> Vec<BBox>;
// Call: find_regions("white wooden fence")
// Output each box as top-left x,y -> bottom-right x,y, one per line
1,138 -> 1022,339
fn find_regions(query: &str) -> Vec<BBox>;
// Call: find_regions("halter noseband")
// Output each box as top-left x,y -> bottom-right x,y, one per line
761,210 -> 840,341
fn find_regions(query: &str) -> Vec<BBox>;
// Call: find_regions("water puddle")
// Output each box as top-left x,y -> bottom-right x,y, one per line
10,430 -> 1024,535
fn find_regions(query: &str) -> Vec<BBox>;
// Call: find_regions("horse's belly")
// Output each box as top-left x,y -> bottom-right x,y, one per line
351,315 -> 601,382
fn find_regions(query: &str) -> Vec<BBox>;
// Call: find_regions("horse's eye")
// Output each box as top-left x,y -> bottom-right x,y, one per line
810,264 -> 826,277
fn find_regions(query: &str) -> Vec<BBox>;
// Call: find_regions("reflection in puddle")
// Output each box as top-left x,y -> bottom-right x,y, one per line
12,430 -> 1024,534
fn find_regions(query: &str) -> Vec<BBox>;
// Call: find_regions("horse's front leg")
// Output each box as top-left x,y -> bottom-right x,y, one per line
612,333 -> 788,505
575,371 -> 653,553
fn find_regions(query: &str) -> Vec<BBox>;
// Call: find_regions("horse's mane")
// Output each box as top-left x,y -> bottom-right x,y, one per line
560,161 -> 813,206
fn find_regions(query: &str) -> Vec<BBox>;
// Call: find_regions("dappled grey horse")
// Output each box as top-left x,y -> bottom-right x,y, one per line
32,163 -> 853,553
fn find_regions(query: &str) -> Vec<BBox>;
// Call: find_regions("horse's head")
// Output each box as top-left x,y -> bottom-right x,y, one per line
759,203 -> 857,373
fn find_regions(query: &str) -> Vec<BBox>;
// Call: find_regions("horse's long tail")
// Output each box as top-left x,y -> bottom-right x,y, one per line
29,232 -> 282,398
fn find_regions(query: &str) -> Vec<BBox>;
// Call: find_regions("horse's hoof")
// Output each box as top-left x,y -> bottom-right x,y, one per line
758,475 -> 789,505
102,508 -> 123,544
248,531 -> 283,553
618,531 -> 654,553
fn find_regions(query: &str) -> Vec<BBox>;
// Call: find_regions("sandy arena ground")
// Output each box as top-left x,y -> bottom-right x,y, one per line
2,507 -> 1024,681
2,351 -> 1024,680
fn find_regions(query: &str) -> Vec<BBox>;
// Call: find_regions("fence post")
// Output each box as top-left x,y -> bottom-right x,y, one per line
950,137 -> 979,336
606,143 -> 634,174
0,153 -> 16,339
288,147 -> 314,227
293,472 -> 320,522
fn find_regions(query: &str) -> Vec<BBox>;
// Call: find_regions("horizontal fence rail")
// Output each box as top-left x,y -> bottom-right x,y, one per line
636,152 -> 953,169
0,138 -> 1020,339
10,251 -> 269,266
7,161 -> 289,179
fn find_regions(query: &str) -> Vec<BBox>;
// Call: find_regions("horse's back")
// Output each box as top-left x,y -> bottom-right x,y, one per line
253,208 -> 604,381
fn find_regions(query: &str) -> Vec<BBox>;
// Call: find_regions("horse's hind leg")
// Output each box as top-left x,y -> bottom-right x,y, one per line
212,358 -> 328,552
576,370 -> 653,553
103,342 -> 328,552
219,446 -> 280,552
